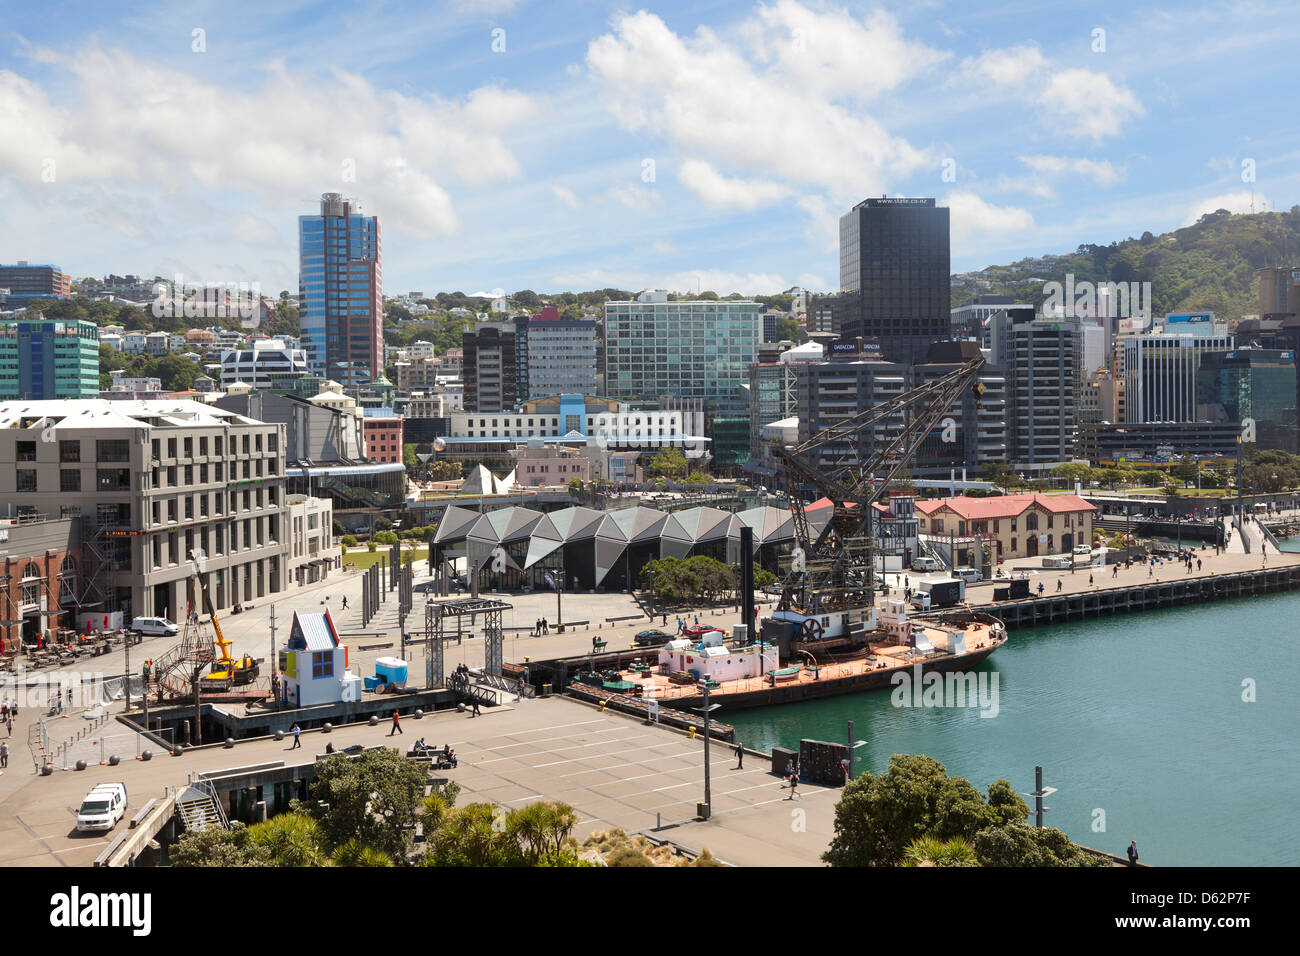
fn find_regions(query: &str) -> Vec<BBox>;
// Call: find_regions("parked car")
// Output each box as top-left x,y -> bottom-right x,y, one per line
952,567 -> 983,583
634,629 -> 674,646
1073,545 -> 1093,555
911,557 -> 940,572
76,783 -> 128,832
130,616 -> 178,637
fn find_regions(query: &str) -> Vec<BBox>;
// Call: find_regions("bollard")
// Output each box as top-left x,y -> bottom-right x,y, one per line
274,730 -> 284,741
75,760 -> 86,771
141,750 -> 152,761
414,709 -> 423,719
322,723 -> 332,733
224,737 -> 235,748
109,755 -> 120,766
369,715 -> 379,726
689,726 -> 697,739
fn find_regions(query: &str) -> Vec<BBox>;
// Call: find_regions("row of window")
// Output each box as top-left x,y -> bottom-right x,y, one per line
149,516 -> 281,570
150,432 -> 277,460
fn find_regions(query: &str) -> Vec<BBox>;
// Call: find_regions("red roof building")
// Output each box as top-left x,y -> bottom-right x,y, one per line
916,493 -> 1096,559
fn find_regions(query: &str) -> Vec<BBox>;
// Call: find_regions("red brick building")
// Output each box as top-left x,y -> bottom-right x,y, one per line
363,413 -> 404,464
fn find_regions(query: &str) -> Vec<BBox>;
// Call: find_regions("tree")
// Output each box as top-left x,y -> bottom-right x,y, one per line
403,444 -> 419,470
973,824 -> 1110,867
648,446 -> 688,480
302,748 -> 428,862
822,754 -> 1028,867
341,535 -> 358,548
903,835 -> 978,867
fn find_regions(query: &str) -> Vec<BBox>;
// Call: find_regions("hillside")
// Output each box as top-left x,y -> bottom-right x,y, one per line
952,206 -> 1300,322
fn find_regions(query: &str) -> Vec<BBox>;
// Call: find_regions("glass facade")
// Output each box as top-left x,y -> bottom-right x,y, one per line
1196,349 -> 1298,452
603,297 -> 760,414
0,319 -> 99,400
298,194 -> 382,387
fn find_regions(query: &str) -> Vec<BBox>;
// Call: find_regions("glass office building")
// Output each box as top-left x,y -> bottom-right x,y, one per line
603,291 -> 760,415
837,197 -> 951,366
298,193 -> 382,387
1196,349 -> 1298,452
0,318 -> 99,400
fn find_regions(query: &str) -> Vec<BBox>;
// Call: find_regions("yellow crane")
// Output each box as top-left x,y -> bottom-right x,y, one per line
190,550 -> 259,686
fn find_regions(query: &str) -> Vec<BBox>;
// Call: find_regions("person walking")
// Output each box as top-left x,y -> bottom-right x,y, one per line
5,714 -> 11,737
1197,559 -> 1202,571
470,697 -> 481,717
733,741 -> 744,770
290,724 -> 301,749
389,710 -> 403,735
1056,579 -> 1063,592
786,770 -> 799,799
342,596 -> 348,610
1127,840 -> 1139,866
1,741 -> 7,769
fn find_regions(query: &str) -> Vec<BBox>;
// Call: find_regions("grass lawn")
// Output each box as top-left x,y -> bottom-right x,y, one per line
342,548 -> 428,571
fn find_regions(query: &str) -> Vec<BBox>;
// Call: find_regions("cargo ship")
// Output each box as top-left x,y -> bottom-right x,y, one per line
576,599 -> 1006,712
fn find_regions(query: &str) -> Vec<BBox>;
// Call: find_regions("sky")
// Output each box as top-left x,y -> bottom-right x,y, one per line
1,0 -> 1297,298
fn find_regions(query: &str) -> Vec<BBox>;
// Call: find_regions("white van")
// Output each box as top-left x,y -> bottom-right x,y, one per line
911,557 -> 940,572
131,616 -> 178,637
76,782 -> 128,832
952,567 -> 982,583
1041,556 -> 1073,569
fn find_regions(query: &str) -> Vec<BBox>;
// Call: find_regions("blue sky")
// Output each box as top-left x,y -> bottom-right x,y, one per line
1,0 -> 1297,297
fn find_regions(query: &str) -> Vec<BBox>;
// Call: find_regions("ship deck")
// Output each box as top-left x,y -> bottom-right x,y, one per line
622,621 -> 1003,703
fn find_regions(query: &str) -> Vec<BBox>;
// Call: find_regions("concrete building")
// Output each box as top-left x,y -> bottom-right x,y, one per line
0,399 -> 290,622
394,356 -> 443,393
0,515 -> 81,650
1123,330 -> 1234,423
603,291 -> 760,415
519,307 -> 598,399
795,359 -> 908,474
0,317 -> 100,400
991,312 -> 1081,474
510,442 -> 592,486
909,341 -> 1007,478
287,493 -> 334,586
299,192 -> 383,386
1257,266 -> 1300,317
0,261 -> 72,310
219,339 -> 309,390
462,322 -> 517,412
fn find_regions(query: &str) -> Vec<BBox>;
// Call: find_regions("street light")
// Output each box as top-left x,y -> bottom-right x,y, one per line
845,719 -> 867,782
691,682 -> 721,820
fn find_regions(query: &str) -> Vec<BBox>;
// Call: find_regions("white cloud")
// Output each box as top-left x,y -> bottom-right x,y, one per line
943,191 -> 1035,243
0,43 -> 536,239
1184,191 -> 1270,224
959,44 -> 1047,86
610,183 -> 661,212
1020,155 -> 1125,186
231,214 -> 282,246
651,239 -> 676,254
585,4 -> 938,201
551,184 -> 581,209
677,159 -> 790,211
1038,69 -> 1144,142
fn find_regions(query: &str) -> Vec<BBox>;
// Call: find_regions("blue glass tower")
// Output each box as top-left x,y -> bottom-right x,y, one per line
298,193 -> 382,387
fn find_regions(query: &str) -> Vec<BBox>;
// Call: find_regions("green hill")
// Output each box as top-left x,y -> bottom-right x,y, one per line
952,206 -> 1300,322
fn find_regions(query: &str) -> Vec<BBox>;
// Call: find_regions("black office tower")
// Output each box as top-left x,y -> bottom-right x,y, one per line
838,197 -> 950,366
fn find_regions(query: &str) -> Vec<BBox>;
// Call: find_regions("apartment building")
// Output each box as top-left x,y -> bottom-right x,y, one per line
0,399 -> 290,622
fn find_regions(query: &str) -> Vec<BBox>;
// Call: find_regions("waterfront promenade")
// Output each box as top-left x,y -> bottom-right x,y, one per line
0,696 -> 838,867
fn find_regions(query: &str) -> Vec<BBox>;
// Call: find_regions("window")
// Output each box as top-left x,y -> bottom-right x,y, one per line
1011,538 -> 1017,551
312,651 -> 334,679
16,441 -> 36,462
17,469 -> 37,492
183,437 -> 193,458
167,438 -> 177,458
151,439 -> 160,460
60,440 -> 80,463
199,437 -> 208,456
96,469 -> 131,491
60,469 -> 81,492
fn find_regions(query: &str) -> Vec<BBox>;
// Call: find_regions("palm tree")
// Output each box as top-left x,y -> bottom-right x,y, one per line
540,802 -> 578,864
246,813 -> 328,867
902,834 -> 978,867
331,837 -> 393,867
507,803 -> 550,864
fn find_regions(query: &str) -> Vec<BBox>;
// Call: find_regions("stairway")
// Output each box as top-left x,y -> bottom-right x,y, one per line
175,782 -> 230,833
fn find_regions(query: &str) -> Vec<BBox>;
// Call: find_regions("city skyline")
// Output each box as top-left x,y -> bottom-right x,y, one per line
1,0 -> 1297,296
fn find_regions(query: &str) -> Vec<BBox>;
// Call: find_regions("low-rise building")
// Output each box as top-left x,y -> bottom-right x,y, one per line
916,493 -> 1096,560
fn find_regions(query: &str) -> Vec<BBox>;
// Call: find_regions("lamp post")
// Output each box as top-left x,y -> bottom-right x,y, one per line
692,683 -> 721,820
845,720 -> 867,782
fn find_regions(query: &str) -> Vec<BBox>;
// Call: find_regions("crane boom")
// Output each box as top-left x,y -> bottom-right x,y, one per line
774,355 -> 985,621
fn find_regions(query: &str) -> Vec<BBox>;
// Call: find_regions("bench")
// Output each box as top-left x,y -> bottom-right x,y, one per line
592,637 -> 607,652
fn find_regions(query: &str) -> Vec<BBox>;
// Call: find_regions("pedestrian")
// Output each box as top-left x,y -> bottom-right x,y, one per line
470,698 -> 481,717
786,771 -> 799,799
1112,565 -> 1118,578
389,710 -> 403,735
1127,840 -> 1139,866
1056,579 -> 1062,592
342,596 -> 348,610
734,741 -> 744,769
1197,559 -> 1202,571
5,715 -> 10,737
1088,574 -> 1093,585
0,741 -> 7,769
290,724 -> 301,749
535,617 -> 541,636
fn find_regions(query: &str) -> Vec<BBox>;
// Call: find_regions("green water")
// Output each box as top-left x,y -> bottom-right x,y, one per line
727,588 -> 1299,866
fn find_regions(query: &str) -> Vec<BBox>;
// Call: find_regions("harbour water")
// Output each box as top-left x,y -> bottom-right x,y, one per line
727,577 -> 1300,866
